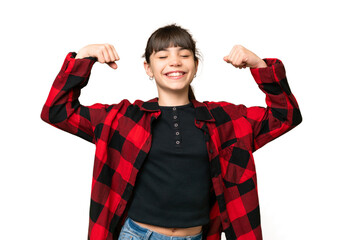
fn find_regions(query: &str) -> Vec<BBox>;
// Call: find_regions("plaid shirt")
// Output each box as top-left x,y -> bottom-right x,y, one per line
41,52 -> 302,240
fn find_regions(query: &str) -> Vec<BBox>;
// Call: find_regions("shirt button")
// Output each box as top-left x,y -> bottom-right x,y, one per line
176,140 -> 180,144
173,115 -> 177,119
209,149 -> 213,154
175,131 -> 180,135
174,123 -> 178,127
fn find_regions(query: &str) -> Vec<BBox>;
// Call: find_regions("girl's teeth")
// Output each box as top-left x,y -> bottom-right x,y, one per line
167,72 -> 183,77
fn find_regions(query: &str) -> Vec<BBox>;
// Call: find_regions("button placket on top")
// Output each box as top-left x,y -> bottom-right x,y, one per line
172,107 -> 182,148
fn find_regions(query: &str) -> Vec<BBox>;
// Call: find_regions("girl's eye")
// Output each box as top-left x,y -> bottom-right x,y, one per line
181,55 -> 190,58
159,56 -> 167,59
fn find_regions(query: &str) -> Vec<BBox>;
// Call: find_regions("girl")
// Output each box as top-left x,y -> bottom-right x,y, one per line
41,24 -> 301,240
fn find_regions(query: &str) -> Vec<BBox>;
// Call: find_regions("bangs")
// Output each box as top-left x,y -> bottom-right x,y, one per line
144,24 -> 198,63
150,29 -> 194,53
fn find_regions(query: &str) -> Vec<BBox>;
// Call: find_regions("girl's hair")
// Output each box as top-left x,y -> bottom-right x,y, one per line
143,24 -> 200,100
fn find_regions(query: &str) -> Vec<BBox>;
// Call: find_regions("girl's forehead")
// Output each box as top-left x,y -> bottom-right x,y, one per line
154,46 -> 191,53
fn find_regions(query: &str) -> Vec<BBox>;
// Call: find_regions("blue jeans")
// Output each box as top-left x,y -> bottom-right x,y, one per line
118,217 -> 203,240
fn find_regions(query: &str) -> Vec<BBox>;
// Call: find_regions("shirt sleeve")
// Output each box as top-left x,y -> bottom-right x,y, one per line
40,52 -> 113,144
238,58 -> 302,151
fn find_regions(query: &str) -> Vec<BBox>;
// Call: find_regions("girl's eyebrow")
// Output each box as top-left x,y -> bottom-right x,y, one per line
157,47 -> 189,52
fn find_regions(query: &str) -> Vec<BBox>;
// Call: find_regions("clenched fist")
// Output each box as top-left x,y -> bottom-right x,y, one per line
75,44 -> 120,69
223,45 -> 267,69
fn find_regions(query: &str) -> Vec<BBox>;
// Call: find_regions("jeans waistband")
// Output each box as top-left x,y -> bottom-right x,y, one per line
127,217 -> 149,235
126,217 -> 203,240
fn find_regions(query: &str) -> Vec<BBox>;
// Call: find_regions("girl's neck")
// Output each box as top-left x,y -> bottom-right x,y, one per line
157,91 -> 190,107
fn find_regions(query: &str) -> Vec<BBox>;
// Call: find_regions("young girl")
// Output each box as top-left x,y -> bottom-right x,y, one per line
41,24 -> 302,240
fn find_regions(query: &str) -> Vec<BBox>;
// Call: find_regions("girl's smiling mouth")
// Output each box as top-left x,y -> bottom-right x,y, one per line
164,71 -> 186,79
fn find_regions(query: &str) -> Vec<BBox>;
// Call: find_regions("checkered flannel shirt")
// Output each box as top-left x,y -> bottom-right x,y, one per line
41,52 -> 302,240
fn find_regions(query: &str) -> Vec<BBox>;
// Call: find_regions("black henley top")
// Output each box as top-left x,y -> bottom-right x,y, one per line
127,102 -> 211,228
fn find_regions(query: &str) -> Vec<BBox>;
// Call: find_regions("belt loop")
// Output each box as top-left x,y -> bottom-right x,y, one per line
144,230 -> 153,240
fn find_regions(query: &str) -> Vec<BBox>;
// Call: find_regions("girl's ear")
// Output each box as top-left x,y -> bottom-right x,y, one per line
195,60 -> 199,74
144,61 -> 153,78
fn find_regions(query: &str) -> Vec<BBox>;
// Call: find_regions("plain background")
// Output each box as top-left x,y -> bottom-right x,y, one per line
1,0 -> 359,239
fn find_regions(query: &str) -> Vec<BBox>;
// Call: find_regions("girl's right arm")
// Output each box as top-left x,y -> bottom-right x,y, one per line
40,44 -> 120,143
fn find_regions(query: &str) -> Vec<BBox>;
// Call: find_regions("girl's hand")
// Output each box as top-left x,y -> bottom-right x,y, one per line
223,45 -> 267,69
75,43 -> 120,69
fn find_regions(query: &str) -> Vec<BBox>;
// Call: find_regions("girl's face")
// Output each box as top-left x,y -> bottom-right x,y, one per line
144,46 -> 198,97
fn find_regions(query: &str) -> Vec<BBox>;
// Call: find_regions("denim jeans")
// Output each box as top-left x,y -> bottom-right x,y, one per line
118,217 -> 203,240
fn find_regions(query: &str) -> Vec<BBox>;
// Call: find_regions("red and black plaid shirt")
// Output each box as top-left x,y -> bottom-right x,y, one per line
41,52 -> 302,240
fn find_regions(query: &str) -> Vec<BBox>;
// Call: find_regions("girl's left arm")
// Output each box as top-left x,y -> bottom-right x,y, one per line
224,45 -> 302,151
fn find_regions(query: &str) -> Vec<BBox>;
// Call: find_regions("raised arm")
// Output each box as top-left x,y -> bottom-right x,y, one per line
40,44 -> 120,143
224,45 -> 302,151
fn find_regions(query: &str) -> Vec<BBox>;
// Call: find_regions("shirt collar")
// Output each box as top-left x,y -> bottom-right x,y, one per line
140,97 -> 215,122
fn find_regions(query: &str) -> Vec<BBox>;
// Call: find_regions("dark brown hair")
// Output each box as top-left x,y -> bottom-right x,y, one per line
143,24 -> 200,100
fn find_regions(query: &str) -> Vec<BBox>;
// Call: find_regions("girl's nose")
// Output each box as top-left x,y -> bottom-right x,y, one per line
169,56 -> 181,66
